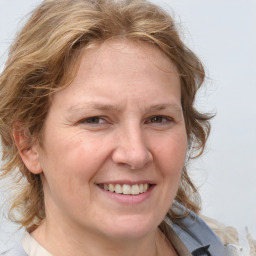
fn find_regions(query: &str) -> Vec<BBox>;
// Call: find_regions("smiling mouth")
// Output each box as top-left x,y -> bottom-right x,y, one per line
97,183 -> 152,195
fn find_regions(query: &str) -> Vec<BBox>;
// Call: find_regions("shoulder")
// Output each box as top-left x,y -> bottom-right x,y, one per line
167,201 -> 226,256
0,245 -> 27,256
201,215 -> 256,256
0,230 -> 27,256
167,201 -> 253,256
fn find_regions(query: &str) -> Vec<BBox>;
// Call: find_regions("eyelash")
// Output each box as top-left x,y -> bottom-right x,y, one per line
145,115 -> 173,124
78,115 -> 173,126
78,116 -> 107,125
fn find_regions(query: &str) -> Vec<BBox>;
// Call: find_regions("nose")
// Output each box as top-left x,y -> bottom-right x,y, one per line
112,126 -> 153,170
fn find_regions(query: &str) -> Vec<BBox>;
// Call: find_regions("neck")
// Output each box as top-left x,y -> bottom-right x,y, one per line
31,220 -> 177,256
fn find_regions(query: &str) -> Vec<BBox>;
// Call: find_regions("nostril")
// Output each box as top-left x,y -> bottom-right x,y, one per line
111,133 -> 153,169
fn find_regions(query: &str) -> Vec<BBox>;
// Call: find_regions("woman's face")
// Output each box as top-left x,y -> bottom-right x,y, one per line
36,39 -> 187,240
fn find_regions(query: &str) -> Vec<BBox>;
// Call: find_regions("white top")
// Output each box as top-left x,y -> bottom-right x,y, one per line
21,232 -> 52,256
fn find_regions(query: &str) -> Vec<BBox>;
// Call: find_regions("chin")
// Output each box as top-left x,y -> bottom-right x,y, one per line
102,215 -> 159,240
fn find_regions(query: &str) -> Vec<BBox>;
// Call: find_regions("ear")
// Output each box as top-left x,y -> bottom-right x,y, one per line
13,124 -> 42,174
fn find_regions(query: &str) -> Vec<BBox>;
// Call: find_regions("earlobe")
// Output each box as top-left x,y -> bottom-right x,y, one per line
13,125 -> 42,174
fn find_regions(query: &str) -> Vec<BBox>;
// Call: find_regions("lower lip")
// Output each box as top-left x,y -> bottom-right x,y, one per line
97,185 -> 155,204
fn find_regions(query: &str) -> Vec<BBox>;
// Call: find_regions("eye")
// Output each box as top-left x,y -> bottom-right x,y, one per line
78,116 -> 107,125
145,115 -> 173,124
75,116 -> 112,131
81,116 -> 105,124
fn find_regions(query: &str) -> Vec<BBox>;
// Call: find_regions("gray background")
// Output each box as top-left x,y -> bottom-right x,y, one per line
0,0 -> 255,249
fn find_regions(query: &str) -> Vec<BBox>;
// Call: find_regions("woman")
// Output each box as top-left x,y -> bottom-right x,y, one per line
0,0 -> 244,255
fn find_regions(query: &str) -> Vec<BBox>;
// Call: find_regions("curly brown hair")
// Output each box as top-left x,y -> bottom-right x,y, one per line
0,0 -> 211,231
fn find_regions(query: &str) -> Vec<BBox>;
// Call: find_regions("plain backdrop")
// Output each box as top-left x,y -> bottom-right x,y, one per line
0,0 -> 255,249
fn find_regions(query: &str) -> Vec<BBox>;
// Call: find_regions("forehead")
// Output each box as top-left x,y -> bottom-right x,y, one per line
81,38 -> 178,75
50,38 -> 181,113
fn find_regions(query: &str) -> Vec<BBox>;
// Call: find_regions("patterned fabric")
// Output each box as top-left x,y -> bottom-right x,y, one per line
166,201 -> 226,256
201,215 -> 255,256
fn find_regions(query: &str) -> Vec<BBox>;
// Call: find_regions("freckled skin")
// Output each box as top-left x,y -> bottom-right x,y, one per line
31,39 -> 187,255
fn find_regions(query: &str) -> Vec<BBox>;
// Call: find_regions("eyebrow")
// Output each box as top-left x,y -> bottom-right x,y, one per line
145,103 -> 182,114
67,102 -> 183,115
67,102 -> 122,113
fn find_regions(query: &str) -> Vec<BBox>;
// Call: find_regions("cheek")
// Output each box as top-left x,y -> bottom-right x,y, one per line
153,133 -> 187,176
41,132 -> 112,189
40,135 -> 107,211
150,133 -> 186,219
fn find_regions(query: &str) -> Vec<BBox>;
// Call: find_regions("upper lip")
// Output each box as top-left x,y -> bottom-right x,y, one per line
96,180 -> 155,185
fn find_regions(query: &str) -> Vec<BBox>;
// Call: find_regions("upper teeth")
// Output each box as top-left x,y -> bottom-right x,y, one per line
100,183 -> 150,195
